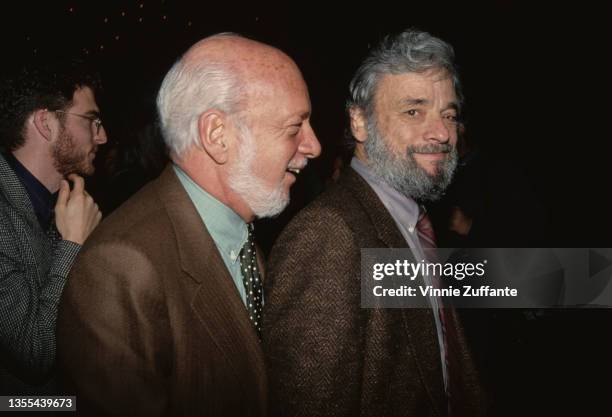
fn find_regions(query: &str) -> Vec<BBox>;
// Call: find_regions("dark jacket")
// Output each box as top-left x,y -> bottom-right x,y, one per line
57,165 -> 267,416
264,167 -> 485,417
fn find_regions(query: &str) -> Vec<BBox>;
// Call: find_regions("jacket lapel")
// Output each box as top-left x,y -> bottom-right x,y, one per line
343,168 -> 407,249
343,167 -> 446,415
154,165 -> 266,412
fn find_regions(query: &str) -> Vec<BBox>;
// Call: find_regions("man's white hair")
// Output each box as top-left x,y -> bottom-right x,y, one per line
156,33 -> 245,158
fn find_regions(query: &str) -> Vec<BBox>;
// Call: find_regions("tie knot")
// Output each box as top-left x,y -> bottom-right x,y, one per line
416,207 -> 437,250
243,223 -> 255,247
417,208 -> 432,229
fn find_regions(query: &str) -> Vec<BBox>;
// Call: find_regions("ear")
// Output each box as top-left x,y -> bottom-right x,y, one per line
197,110 -> 228,164
349,106 -> 368,143
32,109 -> 55,142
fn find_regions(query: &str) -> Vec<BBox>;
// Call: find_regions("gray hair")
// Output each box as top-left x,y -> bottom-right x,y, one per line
347,28 -> 463,120
156,33 -> 245,158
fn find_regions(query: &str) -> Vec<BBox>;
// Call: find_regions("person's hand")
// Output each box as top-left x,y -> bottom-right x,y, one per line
55,174 -> 102,245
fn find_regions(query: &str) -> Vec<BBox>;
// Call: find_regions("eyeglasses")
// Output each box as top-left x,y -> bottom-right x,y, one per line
53,110 -> 104,135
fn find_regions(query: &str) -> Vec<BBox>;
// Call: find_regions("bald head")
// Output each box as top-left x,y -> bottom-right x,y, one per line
157,34 -> 307,158
157,33 -> 319,221
184,34 -> 298,82
185,35 -> 307,126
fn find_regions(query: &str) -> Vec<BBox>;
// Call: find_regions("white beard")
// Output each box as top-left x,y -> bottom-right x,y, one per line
227,127 -> 290,219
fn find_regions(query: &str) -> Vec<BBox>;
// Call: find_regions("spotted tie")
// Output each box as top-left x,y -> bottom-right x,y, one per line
240,223 -> 263,338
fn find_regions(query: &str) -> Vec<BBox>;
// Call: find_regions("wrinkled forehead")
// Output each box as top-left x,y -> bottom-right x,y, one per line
379,67 -> 452,90
374,69 -> 457,106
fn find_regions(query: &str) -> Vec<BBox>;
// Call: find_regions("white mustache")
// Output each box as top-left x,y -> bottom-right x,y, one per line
288,160 -> 308,171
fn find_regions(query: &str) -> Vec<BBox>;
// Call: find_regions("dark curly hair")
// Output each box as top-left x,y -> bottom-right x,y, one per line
0,58 -> 102,152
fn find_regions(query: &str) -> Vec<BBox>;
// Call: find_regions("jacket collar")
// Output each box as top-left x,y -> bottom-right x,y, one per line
341,167 -> 409,249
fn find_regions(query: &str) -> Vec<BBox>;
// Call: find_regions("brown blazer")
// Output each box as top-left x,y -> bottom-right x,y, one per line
263,167 -> 485,417
57,165 -> 266,417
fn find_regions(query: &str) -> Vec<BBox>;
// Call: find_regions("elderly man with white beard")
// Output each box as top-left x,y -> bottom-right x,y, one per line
57,33 -> 320,417
264,29 -> 486,417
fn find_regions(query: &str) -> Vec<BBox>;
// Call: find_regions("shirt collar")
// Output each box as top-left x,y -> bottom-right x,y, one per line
173,164 -> 248,264
350,157 -> 421,230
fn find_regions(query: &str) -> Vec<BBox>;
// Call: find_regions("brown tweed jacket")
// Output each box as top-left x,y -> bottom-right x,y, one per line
57,165 -> 266,417
263,167 -> 485,417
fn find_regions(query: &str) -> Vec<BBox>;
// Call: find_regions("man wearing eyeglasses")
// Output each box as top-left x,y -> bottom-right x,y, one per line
0,58 -> 105,394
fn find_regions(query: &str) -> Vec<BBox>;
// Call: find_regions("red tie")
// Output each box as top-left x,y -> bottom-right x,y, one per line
416,208 -> 438,264
416,208 -> 437,250
416,208 -> 466,416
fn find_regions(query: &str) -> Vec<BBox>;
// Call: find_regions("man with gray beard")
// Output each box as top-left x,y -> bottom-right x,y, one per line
264,29 -> 485,417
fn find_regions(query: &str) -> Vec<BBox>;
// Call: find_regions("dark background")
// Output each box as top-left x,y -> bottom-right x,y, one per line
2,1 -> 610,247
2,2 -> 611,415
